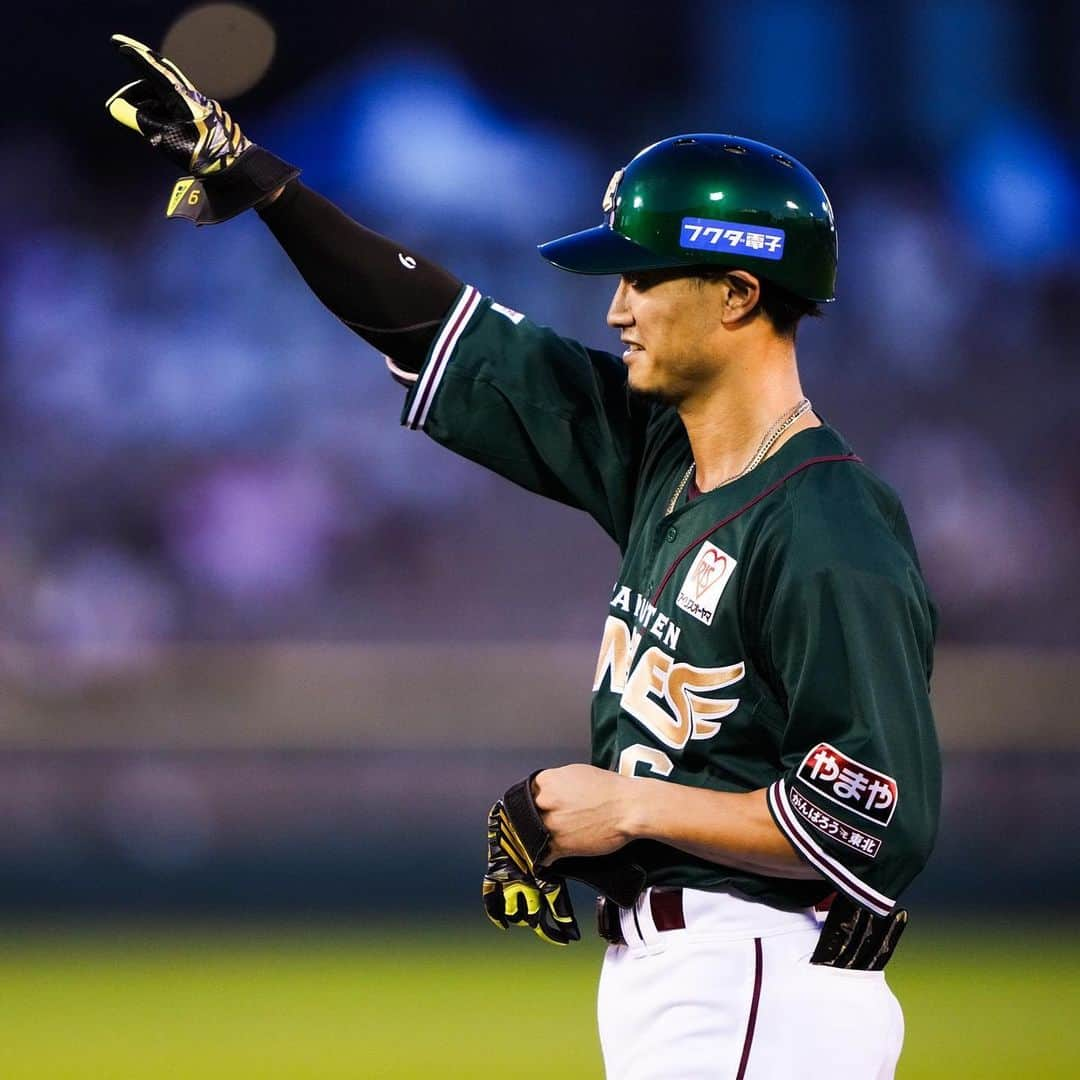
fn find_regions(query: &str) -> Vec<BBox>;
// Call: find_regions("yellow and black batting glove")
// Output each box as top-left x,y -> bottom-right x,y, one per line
106,34 -> 298,225
482,799 -> 580,946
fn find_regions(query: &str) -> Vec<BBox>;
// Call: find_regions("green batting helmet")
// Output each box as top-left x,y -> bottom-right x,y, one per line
538,134 -> 837,303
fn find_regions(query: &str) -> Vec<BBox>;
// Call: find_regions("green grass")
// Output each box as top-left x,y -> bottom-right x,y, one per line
0,919 -> 1075,1078
888,919 -> 1078,1078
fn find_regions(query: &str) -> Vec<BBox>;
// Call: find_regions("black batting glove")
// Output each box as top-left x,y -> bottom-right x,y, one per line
106,34 -> 298,224
483,799 -> 580,947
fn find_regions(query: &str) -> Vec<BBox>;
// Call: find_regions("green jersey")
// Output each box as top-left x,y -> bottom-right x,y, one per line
399,285 -> 941,917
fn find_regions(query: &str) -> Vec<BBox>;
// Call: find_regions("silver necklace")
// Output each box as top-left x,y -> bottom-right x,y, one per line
665,398 -> 812,515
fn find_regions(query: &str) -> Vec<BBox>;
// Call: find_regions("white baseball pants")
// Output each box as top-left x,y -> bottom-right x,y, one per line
597,887 -> 904,1079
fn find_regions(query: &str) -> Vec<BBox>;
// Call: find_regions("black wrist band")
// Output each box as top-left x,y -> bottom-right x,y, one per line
167,146 -> 301,226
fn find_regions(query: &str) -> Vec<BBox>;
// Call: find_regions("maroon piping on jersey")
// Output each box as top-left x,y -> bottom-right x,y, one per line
735,937 -> 764,1079
650,454 -> 861,605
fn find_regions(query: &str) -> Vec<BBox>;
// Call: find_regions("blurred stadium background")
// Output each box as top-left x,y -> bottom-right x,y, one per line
3,0 -> 1078,1075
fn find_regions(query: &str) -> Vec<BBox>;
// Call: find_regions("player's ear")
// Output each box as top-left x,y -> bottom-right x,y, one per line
719,271 -> 762,326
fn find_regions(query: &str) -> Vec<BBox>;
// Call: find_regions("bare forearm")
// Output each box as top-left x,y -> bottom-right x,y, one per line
627,780 -> 821,879
534,764 -> 821,880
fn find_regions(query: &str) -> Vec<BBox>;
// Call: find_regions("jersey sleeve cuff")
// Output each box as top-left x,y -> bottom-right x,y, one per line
766,778 -> 896,917
400,284 -> 483,432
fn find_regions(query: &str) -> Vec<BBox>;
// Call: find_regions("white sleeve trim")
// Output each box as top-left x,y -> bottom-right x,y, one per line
768,778 -> 896,917
404,285 -> 482,431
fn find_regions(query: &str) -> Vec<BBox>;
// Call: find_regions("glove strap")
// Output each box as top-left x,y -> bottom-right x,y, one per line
502,771 -> 551,869
166,146 -> 300,226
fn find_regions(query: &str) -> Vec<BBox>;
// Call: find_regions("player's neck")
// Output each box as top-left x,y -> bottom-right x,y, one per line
677,344 -> 817,492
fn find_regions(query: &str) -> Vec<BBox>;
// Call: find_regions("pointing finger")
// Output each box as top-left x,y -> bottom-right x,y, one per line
111,34 -> 199,96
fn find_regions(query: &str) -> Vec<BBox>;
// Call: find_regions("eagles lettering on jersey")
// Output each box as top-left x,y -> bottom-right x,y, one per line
397,287 -> 942,918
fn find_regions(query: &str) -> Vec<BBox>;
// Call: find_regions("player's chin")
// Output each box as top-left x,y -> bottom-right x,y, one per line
626,360 -> 678,405
624,353 -> 655,393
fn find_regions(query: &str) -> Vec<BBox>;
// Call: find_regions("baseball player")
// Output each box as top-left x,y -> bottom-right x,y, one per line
107,35 -> 941,1079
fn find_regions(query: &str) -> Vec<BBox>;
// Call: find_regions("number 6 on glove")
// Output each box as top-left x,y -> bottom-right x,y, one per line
105,33 -> 298,224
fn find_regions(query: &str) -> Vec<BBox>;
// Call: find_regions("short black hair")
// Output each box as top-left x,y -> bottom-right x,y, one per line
756,277 -> 822,340
691,267 -> 822,340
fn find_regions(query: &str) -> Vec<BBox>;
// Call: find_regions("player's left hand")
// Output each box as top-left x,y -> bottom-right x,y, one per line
532,764 -> 635,861
482,800 -> 580,945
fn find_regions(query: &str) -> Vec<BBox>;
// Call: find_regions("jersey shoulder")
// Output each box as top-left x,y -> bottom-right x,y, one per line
743,427 -> 928,622
774,428 -> 924,584
750,427 -> 938,664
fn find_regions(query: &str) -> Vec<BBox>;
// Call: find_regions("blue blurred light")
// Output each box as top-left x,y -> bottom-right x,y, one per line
906,0 -> 1020,144
692,0 -> 858,152
273,49 -> 592,239
948,115 -> 1080,269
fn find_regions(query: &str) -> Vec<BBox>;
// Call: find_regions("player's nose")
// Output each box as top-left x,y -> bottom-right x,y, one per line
606,277 -> 633,328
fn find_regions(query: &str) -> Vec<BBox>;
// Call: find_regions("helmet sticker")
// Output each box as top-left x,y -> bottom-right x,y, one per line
680,217 -> 785,260
602,168 -> 625,221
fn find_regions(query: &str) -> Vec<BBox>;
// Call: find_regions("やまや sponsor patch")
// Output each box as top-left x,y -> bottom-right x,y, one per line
797,742 -> 898,827
675,542 -> 737,626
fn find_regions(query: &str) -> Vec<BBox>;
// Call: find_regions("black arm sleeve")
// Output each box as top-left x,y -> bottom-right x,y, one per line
258,180 -> 463,372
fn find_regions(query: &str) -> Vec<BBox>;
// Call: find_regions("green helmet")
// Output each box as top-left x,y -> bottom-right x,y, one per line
538,134 -> 837,302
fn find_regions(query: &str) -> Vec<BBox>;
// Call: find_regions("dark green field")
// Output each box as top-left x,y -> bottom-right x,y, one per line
2,919 -> 1075,1077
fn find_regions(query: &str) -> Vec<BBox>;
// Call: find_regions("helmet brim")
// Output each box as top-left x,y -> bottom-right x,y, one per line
538,225 -> 697,275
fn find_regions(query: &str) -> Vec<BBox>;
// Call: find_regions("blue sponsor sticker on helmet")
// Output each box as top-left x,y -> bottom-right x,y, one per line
680,217 -> 785,260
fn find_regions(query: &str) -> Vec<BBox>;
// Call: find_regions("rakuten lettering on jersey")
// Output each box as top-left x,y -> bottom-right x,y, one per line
797,742 -> 899,827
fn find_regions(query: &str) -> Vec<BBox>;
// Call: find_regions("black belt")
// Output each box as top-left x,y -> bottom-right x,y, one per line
596,887 -> 907,970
